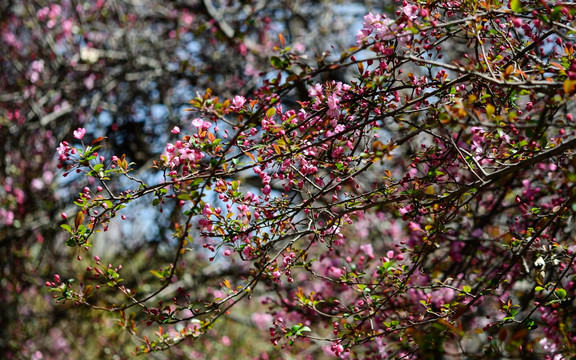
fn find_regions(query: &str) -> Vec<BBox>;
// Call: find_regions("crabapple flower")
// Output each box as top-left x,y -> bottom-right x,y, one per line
308,83 -> 323,99
231,95 -> 246,110
327,93 -> 340,117
192,118 -> 211,129
355,28 -> 372,45
356,12 -> 395,44
191,118 -> 204,128
73,127 -> 86,140
403,5 -> 419,21
171,126 -> 180,134
57,142 -> 69,156
203,203 -> 212,216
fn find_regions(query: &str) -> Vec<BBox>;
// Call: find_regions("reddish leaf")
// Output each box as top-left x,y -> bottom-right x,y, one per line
74,211 -> 84,229
91,136 -> 107,145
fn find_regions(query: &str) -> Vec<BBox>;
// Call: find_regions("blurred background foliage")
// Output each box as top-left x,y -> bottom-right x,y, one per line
0,0 -> 393,358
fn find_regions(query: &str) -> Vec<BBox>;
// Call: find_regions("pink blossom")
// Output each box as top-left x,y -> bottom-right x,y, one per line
292,42 -> 305,53
272,270 -> 281,279
357,12 -> 396,44
251,312 -> 273,330
180,148 -> 200,161
191,118 -> 205,128
430,287 -> 455,308
57,142 -> 69,156
73,127 -> 86,140
360,243 -> 374,258
83,74 -> 96,90
31,60 -> 44,73
31,178 -> 44,191
49,4 -> 62,18
328,266 -> 343,278
375,19 -> 395,41
37,7 -> 50,21
0,209 -> 14,226
171,126 -> 180,134
3,32 -> 22,49
329,343 -> 346,358
221,336 -> 231,346
362,12 -> 382,28
355,28 -> 372,45
203,203 -> 212,216
403,5 -> 419,21
408,221 -> 422,232
327,93 -> 340,117
181,11 -> 194,26
237,204 -> 249,213
308,83 -> 323,99
231,95 -> 246,110
62,19 -> 74,37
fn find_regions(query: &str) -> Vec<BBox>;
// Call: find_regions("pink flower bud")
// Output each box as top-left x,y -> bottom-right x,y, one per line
263,185 -> 271,195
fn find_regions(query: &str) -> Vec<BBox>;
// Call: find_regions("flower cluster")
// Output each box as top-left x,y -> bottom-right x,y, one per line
52,0 -> 576,358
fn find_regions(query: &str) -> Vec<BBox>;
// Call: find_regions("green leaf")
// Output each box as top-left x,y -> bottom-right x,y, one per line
266,107 -> 276,118
178,194 -> 191,201
463,285 -> 472,293
60,224 -> 73,233
93,163 -> 104,172
535,286 -> 544,291
526,318 -> 538,330
270,56 -> 286,69
150,270 -> 164,279
486,104 -> 495,119
298,326 -> 311,333
555,288 -> 567,300
510,0 -> 522,13
288,324 -> 311,337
